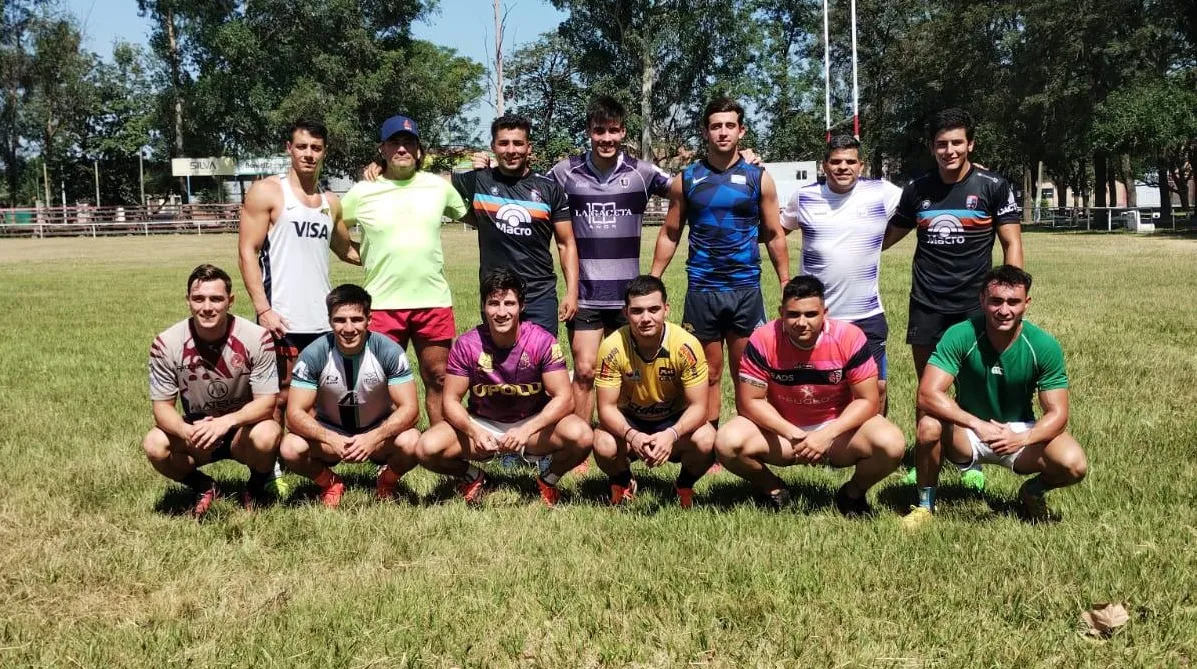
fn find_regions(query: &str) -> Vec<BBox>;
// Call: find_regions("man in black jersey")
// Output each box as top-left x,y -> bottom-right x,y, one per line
883,108 -> 1023,497
451,115 -> 579,334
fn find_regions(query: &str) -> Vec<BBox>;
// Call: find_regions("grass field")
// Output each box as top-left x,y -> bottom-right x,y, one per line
2,229 -> 1196,668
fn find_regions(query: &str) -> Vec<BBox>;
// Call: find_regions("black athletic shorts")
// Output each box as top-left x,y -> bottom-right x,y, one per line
682,286 -> 766,341
851,313 -> 889,380
906,300 -> 980,348
274,331 -> 326,384
183,412 -> 237,461
567,307 -> 627,333
623,412 -> 684,464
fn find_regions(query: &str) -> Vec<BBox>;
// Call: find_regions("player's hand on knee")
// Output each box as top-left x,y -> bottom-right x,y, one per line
470,428 -> 499,455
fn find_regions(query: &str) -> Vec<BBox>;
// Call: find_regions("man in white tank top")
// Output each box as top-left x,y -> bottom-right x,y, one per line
238,118 -> 360,421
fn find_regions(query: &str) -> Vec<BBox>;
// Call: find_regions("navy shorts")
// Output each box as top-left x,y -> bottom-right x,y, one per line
851,313 -> 889,380
567,307 -> 627,333
906,300 -> 980,348
682,287 -> 766,341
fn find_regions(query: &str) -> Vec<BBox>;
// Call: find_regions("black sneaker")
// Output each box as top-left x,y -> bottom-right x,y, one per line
834,483 -> 873,518
761,487 -> 792,511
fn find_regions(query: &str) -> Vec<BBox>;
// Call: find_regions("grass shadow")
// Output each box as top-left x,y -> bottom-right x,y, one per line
153,474 -> 247,516
700,476 -> 836,513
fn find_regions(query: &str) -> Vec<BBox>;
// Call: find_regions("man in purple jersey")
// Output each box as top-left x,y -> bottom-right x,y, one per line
417,267 -> 594,506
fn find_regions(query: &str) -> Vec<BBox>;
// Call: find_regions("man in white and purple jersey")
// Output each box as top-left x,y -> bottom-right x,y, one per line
781,135 -> 902,413
417,267 -> 594,507
546,96 -> 673,421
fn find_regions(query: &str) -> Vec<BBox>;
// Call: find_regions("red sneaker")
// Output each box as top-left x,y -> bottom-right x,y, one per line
609,479 -> 638,506
191,485 -> 220,519
457,472 -> 487,505
375,466 -> 400,501
677,486 -> 695,509
319,476 -> 345,508
536,477 -> 561,507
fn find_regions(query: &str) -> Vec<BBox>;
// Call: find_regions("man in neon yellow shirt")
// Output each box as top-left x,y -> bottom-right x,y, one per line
341,115 -> 468,424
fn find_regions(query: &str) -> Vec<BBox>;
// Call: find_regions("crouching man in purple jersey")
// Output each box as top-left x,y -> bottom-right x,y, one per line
417,268 -> 594,506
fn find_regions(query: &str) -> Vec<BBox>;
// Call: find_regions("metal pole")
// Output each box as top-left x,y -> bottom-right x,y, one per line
139,152 -> 146,206
94,160 -> 100,206
42,160 -> 51,208
494,0 -> 504,115
823,0 -> 831,140
850,0 -> 860,138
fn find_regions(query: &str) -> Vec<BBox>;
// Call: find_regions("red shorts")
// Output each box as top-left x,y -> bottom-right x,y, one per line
370,307 -> 456,347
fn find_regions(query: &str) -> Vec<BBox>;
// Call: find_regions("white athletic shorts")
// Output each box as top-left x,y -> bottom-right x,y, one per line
467,414 -> 549,465
959,421 -> 1034,471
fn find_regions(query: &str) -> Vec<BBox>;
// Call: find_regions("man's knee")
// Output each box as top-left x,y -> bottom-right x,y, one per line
1051,436 -> 1088,482
557,416 -> 593,450
417,426 -> 455,461
593,429 -> 620,459
871,420 -> 905,461
690,424 -> 717,455
142,427 -> 173,462
393,428 -> 421,455
279,433 -> 310,463
572,358 -> 597,387
248,419 -> 282,452
715,418 -> 753,459
915,415 -> 942,447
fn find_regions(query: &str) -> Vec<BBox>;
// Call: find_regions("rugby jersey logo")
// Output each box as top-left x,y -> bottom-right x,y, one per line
477,352 -> 493,372
928,214 -> 966,245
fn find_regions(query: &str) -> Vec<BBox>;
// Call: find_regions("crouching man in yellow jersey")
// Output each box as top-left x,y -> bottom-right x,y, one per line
593,275 -> 715,508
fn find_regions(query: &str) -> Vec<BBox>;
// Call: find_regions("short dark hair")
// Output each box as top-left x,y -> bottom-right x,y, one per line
782,275 -> 825,303
586,96 -> 626,128
490,114 -> 532,141
326,283 -> 372,316
186,264 -> 232,295
702,97 -> 745,127
480,267 -> 526,304
928,107 -> 974,142
624,274 -> 667,305
824,135 -> 862,161
981,265 -> 1032,294
288,118 -> 328,143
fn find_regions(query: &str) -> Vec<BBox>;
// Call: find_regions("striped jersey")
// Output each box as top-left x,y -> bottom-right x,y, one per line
291,332 -> 414,431
149,316 -> 279,417
259,174 -> 333,333
738,318 -> 877,427
451,168 -> 570,286
682,158 -> 764,291
548,153 -> 671,309
781,179 -> 903,320
891,166 -> 1021,313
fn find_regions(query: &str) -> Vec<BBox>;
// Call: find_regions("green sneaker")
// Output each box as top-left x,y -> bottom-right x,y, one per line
900,467 -> 917,486
960,468 -> 986,494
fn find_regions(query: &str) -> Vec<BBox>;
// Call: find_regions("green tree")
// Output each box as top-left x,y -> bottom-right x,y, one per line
503,32 -> 588,170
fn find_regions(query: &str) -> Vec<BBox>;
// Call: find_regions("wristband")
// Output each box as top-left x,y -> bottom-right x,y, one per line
667,426 -> 680,442
256,307 -> 272,316
623,426 -> 636,441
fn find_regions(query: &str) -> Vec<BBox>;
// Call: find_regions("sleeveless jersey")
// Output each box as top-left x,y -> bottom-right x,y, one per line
682,158 -> 764,292
259,174 -> 333,333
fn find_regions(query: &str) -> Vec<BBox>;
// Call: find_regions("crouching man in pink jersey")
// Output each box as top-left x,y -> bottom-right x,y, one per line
715,275 -> 904,515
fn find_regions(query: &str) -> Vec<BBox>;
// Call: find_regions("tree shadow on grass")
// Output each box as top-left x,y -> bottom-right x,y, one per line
700,476 -> 837,513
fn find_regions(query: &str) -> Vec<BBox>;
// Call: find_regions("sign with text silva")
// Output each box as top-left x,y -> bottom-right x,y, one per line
172,157 -> 237,177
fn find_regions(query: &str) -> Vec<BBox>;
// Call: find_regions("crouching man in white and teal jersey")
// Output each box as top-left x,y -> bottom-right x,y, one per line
904,265 -> 1087,526
281,284 -> 421,508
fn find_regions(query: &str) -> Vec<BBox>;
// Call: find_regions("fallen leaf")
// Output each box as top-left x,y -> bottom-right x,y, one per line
1081,602 -> 1130,637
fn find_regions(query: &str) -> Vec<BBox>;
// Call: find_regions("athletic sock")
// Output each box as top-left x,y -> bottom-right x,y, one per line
246,470 -> 271,496
377,466 -> 399,484
1023,475 -> 1054,497
675,467 -> 702,490
541,472 -> 561,487
313,468 -> 337,489
180,470 -> 215,493
918,486 -> 937,511
610,469 -> 633,487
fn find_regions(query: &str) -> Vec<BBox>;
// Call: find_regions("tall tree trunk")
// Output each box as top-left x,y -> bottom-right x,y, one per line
1056,179 -> 1066,212
639,53 -> 654,161
1120,152 -> 1135,207
1021,164 -> 1034,225
165,8 -> 187,202
1094,151 -> 1108,228
1157,155 -> 1172,226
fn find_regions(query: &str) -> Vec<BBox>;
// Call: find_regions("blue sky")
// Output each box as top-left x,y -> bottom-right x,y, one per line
64,0 -> 567,123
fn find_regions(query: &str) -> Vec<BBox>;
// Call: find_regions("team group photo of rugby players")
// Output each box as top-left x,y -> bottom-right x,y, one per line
145,95 -> 1088,525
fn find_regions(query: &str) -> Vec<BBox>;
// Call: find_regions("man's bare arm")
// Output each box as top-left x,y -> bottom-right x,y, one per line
519,369 -> 575,437
152,399 -> 191,440
285,386 -> 345,444
237,179 -> 282,328
916,365 -> 986,431
650,176 -> 686,276
882,223 -> 913,251
759,171 -> 790,287
822,376 -> 880,439
997,223 -> 1024,268
326,193 -> 361,265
